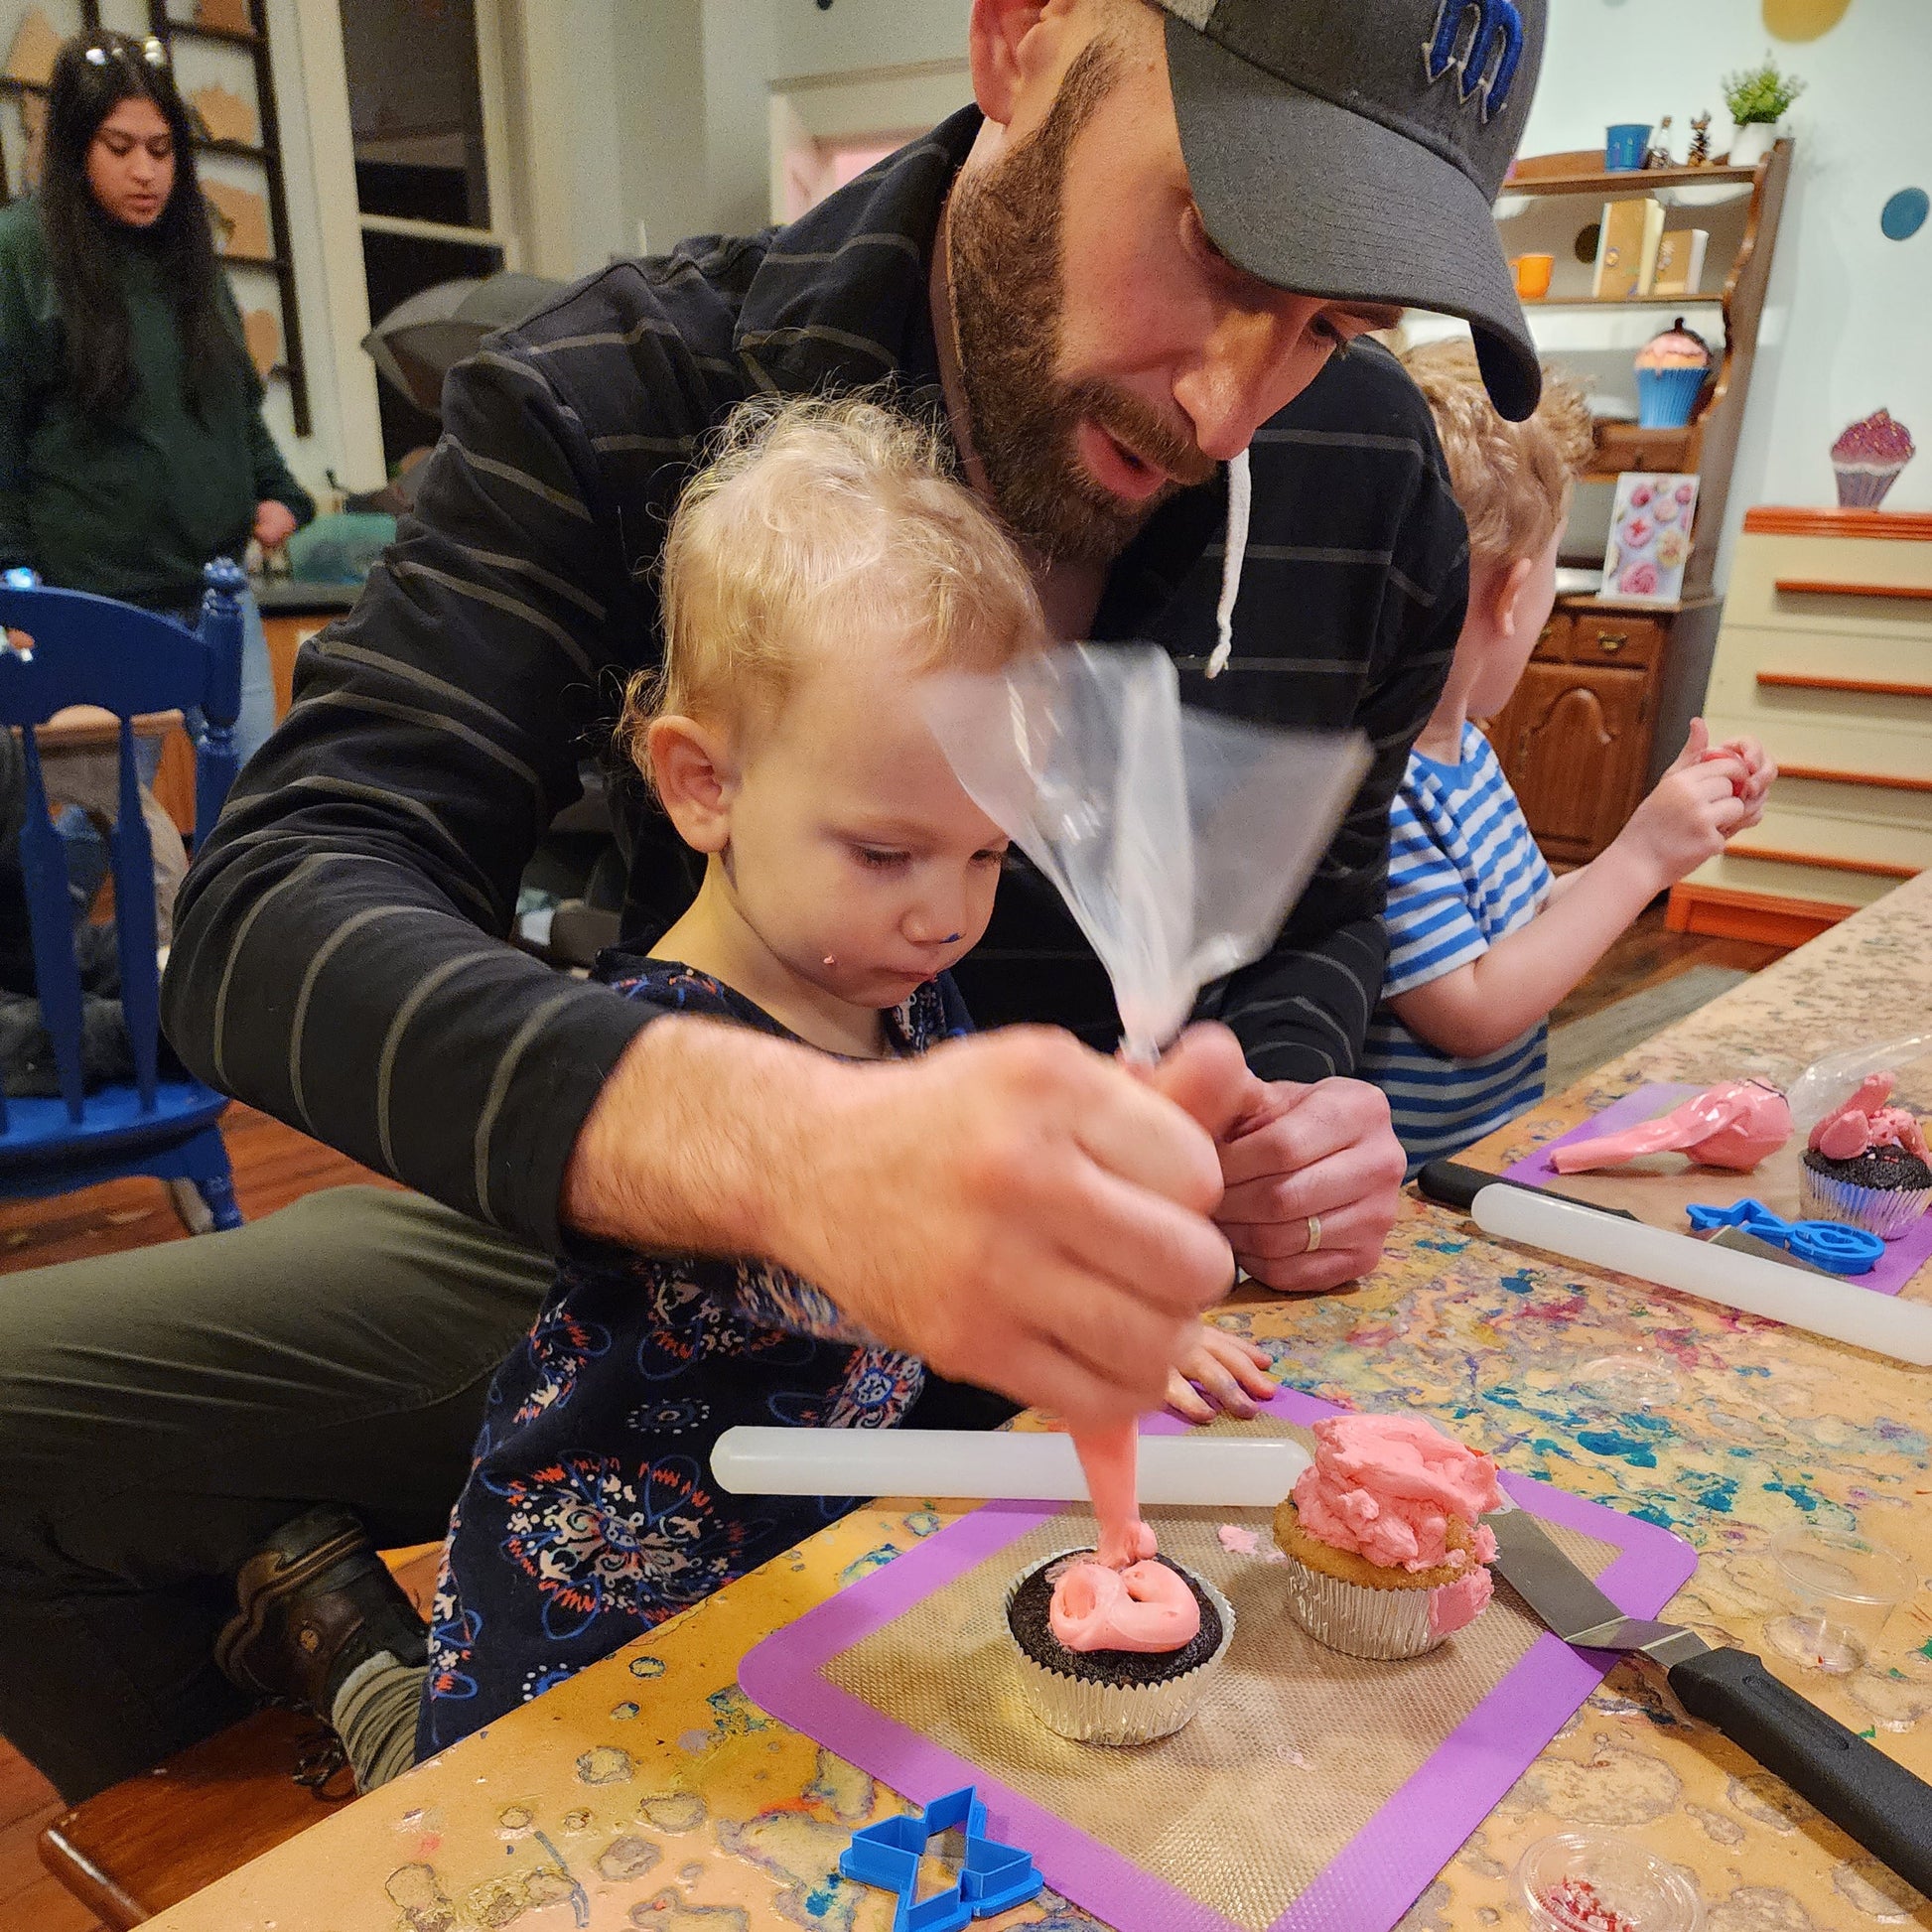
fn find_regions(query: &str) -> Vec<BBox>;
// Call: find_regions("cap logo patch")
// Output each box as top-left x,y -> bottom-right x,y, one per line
1421,0 -> 1523,122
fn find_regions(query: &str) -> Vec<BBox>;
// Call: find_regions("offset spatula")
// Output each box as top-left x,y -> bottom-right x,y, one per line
1486,1507 -> 1932,1893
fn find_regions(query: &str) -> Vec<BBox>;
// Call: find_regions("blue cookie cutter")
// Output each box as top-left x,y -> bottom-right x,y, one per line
1687,1197 -> 1884,1275
838,1785 -> 1043,1932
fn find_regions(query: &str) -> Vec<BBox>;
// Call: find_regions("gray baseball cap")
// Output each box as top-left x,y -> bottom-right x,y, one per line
1155,0 -> 1546,419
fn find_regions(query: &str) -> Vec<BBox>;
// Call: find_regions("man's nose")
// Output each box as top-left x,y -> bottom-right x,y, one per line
1173,304 -> 1317,463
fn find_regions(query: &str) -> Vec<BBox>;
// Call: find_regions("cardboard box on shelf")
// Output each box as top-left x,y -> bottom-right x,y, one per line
1651,228 -> 1709,299
1593,197 -> 1666,299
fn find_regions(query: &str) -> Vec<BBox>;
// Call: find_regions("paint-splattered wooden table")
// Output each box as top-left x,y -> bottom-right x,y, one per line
151,877 -> 1932,1932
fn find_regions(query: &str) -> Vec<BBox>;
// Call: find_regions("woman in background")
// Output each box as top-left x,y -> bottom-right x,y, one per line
0,28 -> 313,786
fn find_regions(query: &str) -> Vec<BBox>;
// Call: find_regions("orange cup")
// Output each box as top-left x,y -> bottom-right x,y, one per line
1513,253 -> 1554,300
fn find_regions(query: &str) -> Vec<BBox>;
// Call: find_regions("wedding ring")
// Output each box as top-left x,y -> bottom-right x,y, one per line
1305,1213 -> 1321,1255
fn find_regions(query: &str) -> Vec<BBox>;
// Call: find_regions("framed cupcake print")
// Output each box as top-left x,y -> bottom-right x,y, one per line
1602,472 -> 1699,604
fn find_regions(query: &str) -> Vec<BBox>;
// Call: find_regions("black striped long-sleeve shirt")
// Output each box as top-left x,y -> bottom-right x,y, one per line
162,107 -> 1468,1255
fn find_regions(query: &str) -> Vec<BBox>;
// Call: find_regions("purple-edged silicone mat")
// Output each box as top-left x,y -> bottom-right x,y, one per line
1506,1082 -> 1932,1298
739,1390 -> 1696,1932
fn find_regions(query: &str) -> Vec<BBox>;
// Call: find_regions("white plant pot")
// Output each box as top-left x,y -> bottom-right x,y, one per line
1728,122 -> 1780,167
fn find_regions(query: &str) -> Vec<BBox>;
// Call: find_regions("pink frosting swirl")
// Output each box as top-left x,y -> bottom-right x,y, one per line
1048,1559 -> 1201,1654
1291,1415 -> 1502,1573
1832,409 -> 1914,464
1808,1071 -> 1930,1162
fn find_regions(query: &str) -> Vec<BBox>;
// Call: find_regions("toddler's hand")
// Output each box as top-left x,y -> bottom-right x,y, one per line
1167,1321 -> 1277,1424
1618,719 -> 1748,888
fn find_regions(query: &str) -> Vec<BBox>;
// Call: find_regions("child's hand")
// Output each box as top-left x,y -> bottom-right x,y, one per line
1167,1322 -> 1278,1424
1707,732 -> 1775,829
1617,719 -> 1749,888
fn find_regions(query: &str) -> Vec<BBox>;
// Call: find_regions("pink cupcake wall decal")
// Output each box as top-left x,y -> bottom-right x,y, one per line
1831,410 -> 1915,508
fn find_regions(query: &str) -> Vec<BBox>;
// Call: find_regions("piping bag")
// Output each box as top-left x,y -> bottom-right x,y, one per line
923,642 -> 1370,1560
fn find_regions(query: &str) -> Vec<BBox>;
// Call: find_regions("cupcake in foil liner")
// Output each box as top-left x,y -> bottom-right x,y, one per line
1279,1551 -> 1458,1660
1799,1164 -> 1932,1241
1003,1552 -> 1233,1746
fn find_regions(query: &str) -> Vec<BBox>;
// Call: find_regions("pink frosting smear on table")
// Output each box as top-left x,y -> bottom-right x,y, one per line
1217,1525 -> 1260,1556
1048,1559 -> 1201,1654
1808,1071 -> 1929,1162
1549,1078 -> 1790,1173
1427,1568 -> 1494,1638
1291,1414 -> 1501,1573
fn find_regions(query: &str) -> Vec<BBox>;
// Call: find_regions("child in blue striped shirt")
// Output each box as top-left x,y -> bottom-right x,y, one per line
1363,344 -> 1774,1174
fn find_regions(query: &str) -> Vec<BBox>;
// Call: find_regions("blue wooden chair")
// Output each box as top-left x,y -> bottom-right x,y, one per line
0,558 -> 247,1231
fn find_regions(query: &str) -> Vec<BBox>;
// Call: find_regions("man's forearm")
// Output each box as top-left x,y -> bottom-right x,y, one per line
1206,914 -> 1388,1082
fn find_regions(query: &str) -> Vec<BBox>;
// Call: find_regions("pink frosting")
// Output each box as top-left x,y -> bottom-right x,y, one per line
1807,1071 -> 1930,1163
1070,1422 -> 1156,1570
1551,1079 -> 1791,1173
1048,1559 -> 1201,1654
1832,408 -> 1914,464
1427,1568 -> 1495,1638
1291,1415 -> 1501,1574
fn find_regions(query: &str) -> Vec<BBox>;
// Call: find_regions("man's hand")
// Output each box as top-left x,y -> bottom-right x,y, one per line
563,1020 -> 1236,1429
1216,1073 -> 1405,1292
1145,1024 -> 1403,1295
253,499 -> 299,551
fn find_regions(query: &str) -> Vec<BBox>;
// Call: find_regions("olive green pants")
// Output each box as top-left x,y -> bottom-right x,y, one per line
0,1186 -> 551,1801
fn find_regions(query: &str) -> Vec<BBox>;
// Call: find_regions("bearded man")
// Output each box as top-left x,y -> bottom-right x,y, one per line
0,0 -> 1546,1801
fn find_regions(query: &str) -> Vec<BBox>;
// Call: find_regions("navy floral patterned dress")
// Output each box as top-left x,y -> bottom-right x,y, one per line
417,955 -> 970,1758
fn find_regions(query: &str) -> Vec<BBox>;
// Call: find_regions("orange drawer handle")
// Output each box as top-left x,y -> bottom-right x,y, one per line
1757,674 -> 1932,699
1774,578 -> 1932,602
1779,763 -> 1932,793
1725,842 -> 1922,881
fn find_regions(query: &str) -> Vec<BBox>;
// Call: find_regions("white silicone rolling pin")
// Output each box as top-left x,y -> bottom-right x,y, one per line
709,1427 -> 1310,1504
1471,1184 -> 1932,1366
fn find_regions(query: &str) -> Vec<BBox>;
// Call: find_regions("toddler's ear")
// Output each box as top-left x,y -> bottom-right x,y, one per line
647,715 -> 735,854
1489,554 -> 1537,640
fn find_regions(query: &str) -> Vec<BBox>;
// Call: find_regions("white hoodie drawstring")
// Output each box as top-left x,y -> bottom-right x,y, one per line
1206,447 -> 1251,679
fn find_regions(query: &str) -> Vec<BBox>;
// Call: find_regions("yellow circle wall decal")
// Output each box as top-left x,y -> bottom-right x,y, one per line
1762,0 -> 1852,40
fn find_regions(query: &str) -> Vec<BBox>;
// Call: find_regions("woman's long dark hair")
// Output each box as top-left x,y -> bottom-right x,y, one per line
41,31 -> 241,417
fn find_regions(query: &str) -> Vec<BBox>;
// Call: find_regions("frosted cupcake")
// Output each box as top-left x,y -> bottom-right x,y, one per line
1274,1415 -> 1502,1660
1634,320 -> 1712,429
1005,1550 -> 1233,1745
1831,409 -> 1915,509
1799,1071 -> 1932,1239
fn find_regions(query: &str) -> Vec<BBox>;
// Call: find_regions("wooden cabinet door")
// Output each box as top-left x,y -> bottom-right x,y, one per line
1488,664 -> 1651,863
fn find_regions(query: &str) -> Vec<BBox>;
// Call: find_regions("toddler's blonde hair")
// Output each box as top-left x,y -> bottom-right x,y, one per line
620,393 -> 1043,783
1401,340 -> 1593,571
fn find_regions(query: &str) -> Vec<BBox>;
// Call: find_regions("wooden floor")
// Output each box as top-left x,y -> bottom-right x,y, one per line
0,897 -> 1785,1928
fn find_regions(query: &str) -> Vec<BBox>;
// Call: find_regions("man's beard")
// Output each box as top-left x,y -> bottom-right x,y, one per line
947,40 -> 1214,568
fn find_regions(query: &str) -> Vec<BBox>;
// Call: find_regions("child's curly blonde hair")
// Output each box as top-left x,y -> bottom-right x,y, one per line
619,393 -> 1043,786
1401,340 -> 1594,571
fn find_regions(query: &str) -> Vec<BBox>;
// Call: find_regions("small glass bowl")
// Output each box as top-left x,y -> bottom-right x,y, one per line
1516,1830 -> 1703,1932
1764,1525 -> 1915,1675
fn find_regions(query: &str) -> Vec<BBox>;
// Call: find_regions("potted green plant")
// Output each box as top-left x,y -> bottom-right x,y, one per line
1723,56 -> 1804,166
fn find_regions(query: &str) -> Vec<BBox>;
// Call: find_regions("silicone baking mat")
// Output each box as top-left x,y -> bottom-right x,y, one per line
739,1391 -> 1696,1932
1506,1082 -> 1932,1297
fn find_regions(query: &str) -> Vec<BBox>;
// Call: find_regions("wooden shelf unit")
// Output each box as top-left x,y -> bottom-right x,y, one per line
1485,142 -> 1793,864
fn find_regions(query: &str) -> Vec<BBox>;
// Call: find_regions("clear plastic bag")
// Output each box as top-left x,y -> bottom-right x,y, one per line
924,644 -> 1370,1061
1786,1034 -> 1932,1132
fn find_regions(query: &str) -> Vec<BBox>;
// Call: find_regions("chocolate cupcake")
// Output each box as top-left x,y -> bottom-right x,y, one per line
1004,1549 -> 1232,1745
1799,1072 -> 1932,1240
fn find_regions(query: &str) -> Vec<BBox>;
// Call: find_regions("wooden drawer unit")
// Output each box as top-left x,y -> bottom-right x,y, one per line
1672,508 -> 1932,944
1486,661 -> 1651,865
1570,613 -> 1664,671
1491,597 -> 1721,864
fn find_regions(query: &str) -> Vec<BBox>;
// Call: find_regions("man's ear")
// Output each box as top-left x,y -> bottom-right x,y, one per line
1488,554 -> 1537,641
966,0 -> 1062,127
647,715 -> 736,855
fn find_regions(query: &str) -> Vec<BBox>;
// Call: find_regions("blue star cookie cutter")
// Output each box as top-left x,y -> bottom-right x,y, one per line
838,1784 -> 1043,1931
1687,1197 -> 1884,1275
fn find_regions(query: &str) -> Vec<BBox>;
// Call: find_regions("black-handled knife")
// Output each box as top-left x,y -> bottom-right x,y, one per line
1416,1158 -> 1639,1220
1487,1507 -> 1932,1894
